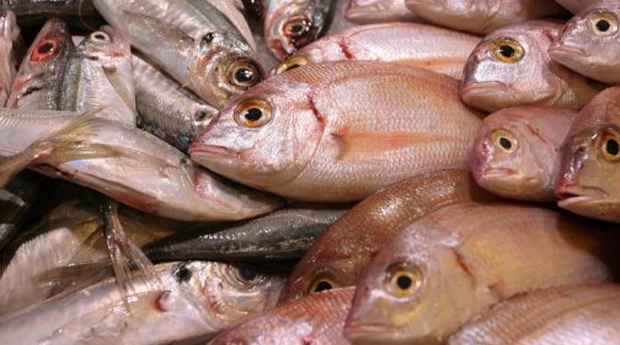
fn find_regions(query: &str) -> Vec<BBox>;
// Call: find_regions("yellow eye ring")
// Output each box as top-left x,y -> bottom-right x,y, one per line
491,38 -> 525,64
589,11 -> 619,36
233,99 -> 273,128
384,262 -> 423,298
275,55 -> 309,75
308,277 -> 337,294
491,129 -> 518,153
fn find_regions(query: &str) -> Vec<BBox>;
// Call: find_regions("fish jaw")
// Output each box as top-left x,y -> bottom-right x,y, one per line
460,81 -> 516,112
556,184 -> 618,221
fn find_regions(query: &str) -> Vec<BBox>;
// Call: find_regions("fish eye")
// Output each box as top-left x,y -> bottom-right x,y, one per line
32,39 -> 60,62
201,32 -> 216,46
384,262 -> 422,298
590,11 -> 619,36
237,264 -> 258,281
174,264 -> 193,283
491,38 -> 525,63
234,99 -> 273,128
228,59 -> 262,89
275,56 -> 309,74
491,129 -> 518,153
90,31 -> 110,43
601,131 -> 620,161
308,277 -> 336,294
284,17 -> 310,38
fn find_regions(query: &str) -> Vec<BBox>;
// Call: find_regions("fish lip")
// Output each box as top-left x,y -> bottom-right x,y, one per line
344,322 -> 396,339
189,144 -> 239,160
556,185 -> 608,207
549,43 -> 589,59
481,167 -> 518,178
461,81 -> 510,99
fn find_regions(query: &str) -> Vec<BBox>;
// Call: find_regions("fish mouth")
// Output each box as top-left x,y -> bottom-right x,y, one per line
344,322 -> 395,339
556,185 -> 608,208
549,43 -> 589,60
460,81 -> 512,105
189,144 -> 239,160
481,167 -> 518,178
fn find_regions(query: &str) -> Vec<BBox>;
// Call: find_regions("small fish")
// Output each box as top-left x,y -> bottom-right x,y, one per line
471,106 -> 578,201
448,284 -> 620,344
405,0 -> 565,35
549,0 -> 620,85
191,62 -> 483,203
209,287 -> 354,345
345,203 -> 620,345
92,0 -> 264,108
147,206 -> 347,263
275,22 -> 480,79
280,170 -> 495,302
461,20 -> 600,112
0,261 -> 284,345
345,0 -> 419,24
0,11 -> 20,106
7,18 -> 75,110
264,0 -> 336,60
133,55 -> 217,152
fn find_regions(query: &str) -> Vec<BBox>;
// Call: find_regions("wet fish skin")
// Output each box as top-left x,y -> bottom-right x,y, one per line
345,202 -> 620,345
280,170 -> 495,302
191,62 -> 483,203
133,55 -> 217,152
549,0 -> 620,85
147,206 -> 347,263
405,0 -> 565,35
461,20 -> 599,113
7,18 -> 75,110
209,287 -> 354,345
0,11 -> 20,106
448,284 -> 620,344
555,0 -> 593,13
0,261 -> 285,345
275,23 -> 480,79
471,106 -> 578,202
345,0 -> 419,24
264,0 -> 335,60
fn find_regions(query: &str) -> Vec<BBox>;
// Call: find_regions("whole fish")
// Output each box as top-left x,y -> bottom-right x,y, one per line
345,0 -> 418,24
471,106 -> 578,201
133,55 -> 217,152
191,62 -> 483,203
549,0 -> 620,85
0,11 -> 20,106
0,113 -> 283,222
209,287 -> 354,345
0,261 -> 285,345
556,87 -> 620,222
461,20 -> 600,112
555,0 -> 594,13
92,0 -> 264,108
345,203 -> 620,345
280,170 -> 495,302
264,0 -> 335,60
404,0 -> 565,35
275,23 -> 480,80
7,18 -> 75,110
147,206 -> 347,263
448,284 -> 620,344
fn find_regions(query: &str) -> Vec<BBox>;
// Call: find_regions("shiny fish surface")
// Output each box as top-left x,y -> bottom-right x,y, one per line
345,0 -> 418,24
0,11 -> 20,106
555,0 -> 594,13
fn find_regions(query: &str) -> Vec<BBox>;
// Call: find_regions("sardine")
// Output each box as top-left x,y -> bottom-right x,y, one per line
345,202 -> 620,345
191,62 -> 483,203
275,22 -> 480,79
0,11 -> 20,106
345,0 -> 418,24
471,106 -> 578,201
461,20 -> 600,112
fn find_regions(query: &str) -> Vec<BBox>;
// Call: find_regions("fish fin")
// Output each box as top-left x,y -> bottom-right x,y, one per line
207,0 -> 257,51
34,262 -> 113,298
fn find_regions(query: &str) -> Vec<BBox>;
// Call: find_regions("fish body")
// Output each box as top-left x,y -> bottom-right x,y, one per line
209,287 -> 354,345
461,20 -> 599,112
264,0 -> 335,60
0,261 -> 284,345
191,62 -> 483,202
405,0 -> 565,34
471,106 -> 578,201
549,0 -> 620,85
281,170 -> 494,302
449,284 -> 620,344
276,23 -> 480,80
345,202 -> 620,345
345,0 -> 418,24
0,11 -> 20,106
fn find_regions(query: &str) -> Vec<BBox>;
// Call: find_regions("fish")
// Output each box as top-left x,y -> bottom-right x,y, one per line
209,287 -> 354,345
549,0 -> 620,85
146,206 -> 348,263
555,87 -> 620,222
344,202 -> 620,345
92,0 -> 264,108
0,261 -> 285,345
448,284 -> 620,344
555,0 -> 594,13
404,0 -> 565,35
275,22 -> 480,79
345,0 -> 419,24
6,18 -> 75,110
264,0 -> 336,60
191,62 -> 483,203
280,170 -> 495,302
471,106 -> 578,201
133,54 -> 218,152
0,11 -> 20,106
0,113 -> 283,222
461,20 -> 600,113
0,171 -> 43,252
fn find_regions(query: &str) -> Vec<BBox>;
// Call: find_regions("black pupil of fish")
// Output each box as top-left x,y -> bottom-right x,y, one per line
286,64 -> 301,71
606,138 -> 619,156
38,42 -> 55,55
396,275 -> 412,290
244,108 -> 263,122
291,24 -> 305,34
597,19 -> 611,32
93,33 -> 107,41
175,265 -> 193,283
239,264 -> 258,281
499,45 -> 515,58
235,68 -> 255,83
314,280 -> 333,292
500,137 -> 512,150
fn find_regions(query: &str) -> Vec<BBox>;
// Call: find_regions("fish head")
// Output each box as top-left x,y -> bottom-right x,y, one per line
7,18 -> 73,109
79,26 -> 131,65
557,124 -> 620,222
265,0 -> 332,60
549,4 -> 620,82
471,109 -> 559,201
461,22 -> 561,112
190,74 -> 324,189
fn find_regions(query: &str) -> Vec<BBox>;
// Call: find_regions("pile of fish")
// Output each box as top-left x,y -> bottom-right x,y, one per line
1,0 -> 620,344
